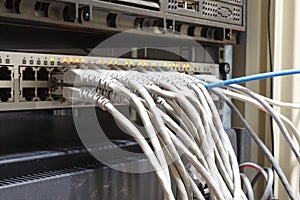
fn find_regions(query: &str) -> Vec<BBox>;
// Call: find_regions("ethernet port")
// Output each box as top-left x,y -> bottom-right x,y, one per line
37,88 -> 49,101
0,88 -> 11,102
22,67 -> 35,81
0,67 -> 12,80
37,68 -> 49,81
22,88 -> 35,101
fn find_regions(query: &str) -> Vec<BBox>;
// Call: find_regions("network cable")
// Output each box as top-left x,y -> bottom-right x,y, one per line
221,88 -> 300,146
211,88 -> 296,200
230,84 -> 300,165
63,87 -> 175,200
204,69 -> 300,89
58,64 -> 300,200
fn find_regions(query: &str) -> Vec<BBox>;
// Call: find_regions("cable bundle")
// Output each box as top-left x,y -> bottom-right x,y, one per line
62,66 -> 246,200
61,65 -> 300,200
201,73 -> 300,200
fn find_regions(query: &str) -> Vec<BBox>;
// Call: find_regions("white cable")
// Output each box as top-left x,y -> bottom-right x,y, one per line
171,73 -> 240,198
150,77 -> 234,198
108,70 -> 198,198
171,76 -> 239,197
63,87 -> 175,200
230,84 -> 300,164
63,68 -> 247,199
197,83 -> 242,200
167,129 -> 225,199
67,69 -> 172,185
66,69 -> 177,190
68,69 -> 193,198
157,108 -> 209,170
163,147 -> 189,200
133,71 -> 242,199
106,72 -> 193,198
211,88 -> 296,200
229,84 -> 300,109
178,85 -> 236,197
222,89 -> 300,146
125,70 -> 237,198
156,97 -> 191,137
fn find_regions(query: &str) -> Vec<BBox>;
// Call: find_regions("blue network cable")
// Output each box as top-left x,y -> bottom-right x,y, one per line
204,69 -> 300,89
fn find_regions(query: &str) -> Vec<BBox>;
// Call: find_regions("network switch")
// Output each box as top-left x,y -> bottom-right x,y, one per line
0,51 -> 220,111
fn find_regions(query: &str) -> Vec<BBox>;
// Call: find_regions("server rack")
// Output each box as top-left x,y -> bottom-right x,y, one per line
0,0 -> 247,199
